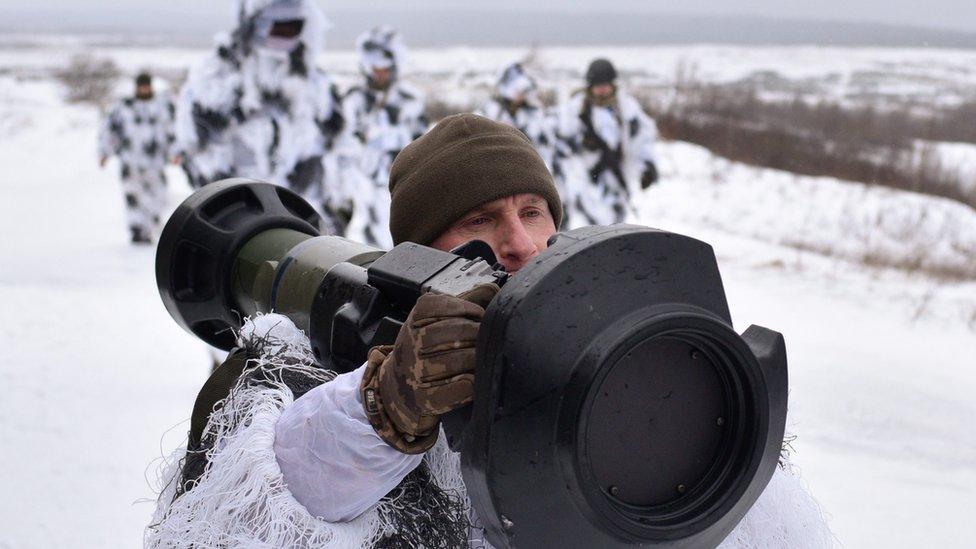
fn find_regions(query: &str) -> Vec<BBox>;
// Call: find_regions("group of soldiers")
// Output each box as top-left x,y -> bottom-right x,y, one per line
97,0 -> 660,248
478,59 -> 660,230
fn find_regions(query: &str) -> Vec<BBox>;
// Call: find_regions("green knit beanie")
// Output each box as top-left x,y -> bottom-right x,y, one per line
388,113 -> 563,245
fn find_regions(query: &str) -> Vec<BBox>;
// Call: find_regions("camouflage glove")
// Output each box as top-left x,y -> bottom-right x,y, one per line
360,284 -> 499,454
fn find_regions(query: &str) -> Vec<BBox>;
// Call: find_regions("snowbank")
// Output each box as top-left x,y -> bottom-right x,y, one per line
638,140 -> 976,279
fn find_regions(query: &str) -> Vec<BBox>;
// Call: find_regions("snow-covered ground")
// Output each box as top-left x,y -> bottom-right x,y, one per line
1,43 -> 975,548
642,142 -> 976,280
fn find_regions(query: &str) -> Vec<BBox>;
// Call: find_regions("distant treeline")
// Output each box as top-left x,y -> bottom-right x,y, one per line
643,84 -> 976,210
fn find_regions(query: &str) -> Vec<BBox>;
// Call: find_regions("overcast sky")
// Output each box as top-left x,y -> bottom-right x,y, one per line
7,1 -> 976,45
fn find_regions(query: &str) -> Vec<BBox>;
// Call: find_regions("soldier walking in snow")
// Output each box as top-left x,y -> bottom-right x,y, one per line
98,72 -> 175,244
478,62 -> 570,227
558,58 -> 659,226
338,26 -> 428,249
174,0 -> 345,230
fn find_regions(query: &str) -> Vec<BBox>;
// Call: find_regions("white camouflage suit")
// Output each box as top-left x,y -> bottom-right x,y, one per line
174,0 -> 346,231
338,26 -> 427,249
98,91 -> 175,241
478,63 -> 570,227
558,86 -> 659,227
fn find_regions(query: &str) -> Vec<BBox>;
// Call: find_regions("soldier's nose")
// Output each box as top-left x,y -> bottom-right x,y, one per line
497,221 -> 538,272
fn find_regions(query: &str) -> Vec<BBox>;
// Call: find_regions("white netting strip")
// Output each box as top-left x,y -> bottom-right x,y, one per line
144,314 -> 429,548
718,464 -> 836,548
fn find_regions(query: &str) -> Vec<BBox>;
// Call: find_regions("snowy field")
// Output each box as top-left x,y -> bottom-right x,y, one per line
1,42 -> 975,548
7,34 -> 976,104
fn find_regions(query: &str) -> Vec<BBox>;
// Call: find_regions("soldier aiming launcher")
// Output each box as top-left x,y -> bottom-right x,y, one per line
156,179 -> 789,548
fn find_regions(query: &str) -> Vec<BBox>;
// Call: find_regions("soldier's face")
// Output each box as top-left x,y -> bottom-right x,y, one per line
590,83 -> 614,100
371,67 -> 392,88
254,10 -> 304,54
135,84 -> 153,99
429,193 -> 557,274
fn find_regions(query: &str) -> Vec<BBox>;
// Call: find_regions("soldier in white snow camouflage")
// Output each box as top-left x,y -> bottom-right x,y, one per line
98,72 -> 175,244
338,26 -> 428,249
558,58 -> 659,226
174,0 -> 346,230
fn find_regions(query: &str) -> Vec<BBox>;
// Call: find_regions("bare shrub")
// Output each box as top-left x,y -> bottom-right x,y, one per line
917,100 -> 976,144
673,59 -> 701,94
644,81 -> 976,210
56,53 -> 120,108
